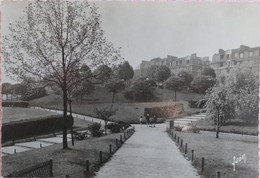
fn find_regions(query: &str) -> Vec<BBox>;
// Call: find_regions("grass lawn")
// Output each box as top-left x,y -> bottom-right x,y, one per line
2,131 -> 133,177
2,107 -> 60,123
33,100 -> 201,124
169,130 -> 258,178
195,118 -> 258,135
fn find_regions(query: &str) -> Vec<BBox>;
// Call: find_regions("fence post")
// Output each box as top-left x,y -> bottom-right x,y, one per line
40,143 -> 42,148
99,151 -> 103,164
116,139 -> 118,147
192,150 -> 194,161
201,157 -> 205,173
50,159 -> 53,177
216,171 -> 220,178
170,120 -> 174,129
174,134 -> 176,140
177,136 -> 179,144
86,160 -> 89,173
14,149 -> 16,154
181,139 -> 183,147
109,144 -> 112,154
120,135 -> 123,143
185,143 -> 187,154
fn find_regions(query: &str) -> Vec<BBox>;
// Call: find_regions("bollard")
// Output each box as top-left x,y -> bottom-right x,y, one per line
86,160 -> 89,173
177,136 -> 179,144
174,134 -> 176,140
201,157 -> 205,173
14,149 -> 16,154
40,143 -> 42,148
170,120 -> 174,129
185,143 -> 187,154
99,151 -> 103,164
116,139 -> 118,147
109,144 -> 112,154
181,139 -> 183,147
216,171 -> 220,178
192,150 -> 194,161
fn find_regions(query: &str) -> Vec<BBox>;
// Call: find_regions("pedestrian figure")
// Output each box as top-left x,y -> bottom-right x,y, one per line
139,116 -> 144,127
153,114 -> 157,127
145,113 -> 150,127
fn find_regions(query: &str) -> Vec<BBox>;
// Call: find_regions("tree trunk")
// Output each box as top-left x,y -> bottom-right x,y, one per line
68,99 -> 74,146
216,107 -> 220,138
62,89 -> 68,149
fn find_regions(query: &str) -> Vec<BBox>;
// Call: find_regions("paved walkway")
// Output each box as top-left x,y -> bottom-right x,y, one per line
95,123 -> 200,178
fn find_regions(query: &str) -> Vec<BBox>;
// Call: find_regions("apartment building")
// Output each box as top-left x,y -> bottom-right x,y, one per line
211,45 -> 260,77
140,54 -> 210,77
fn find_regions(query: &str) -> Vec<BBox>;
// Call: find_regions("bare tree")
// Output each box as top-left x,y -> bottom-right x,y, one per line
3,1 -> 122,149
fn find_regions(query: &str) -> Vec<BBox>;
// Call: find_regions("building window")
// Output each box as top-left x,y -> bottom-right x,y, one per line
227,54 -> 230,59
220,55 -> 224,59
170,62 -> 172,67
180,61 -> 182,65
239,53 -> 244,58
176,61 -> 178,66
249,51 -> 253,57
234,61 -> 237,65
186,60 -> 190,64
220,62 -> 223,67
234,53 -> 238,58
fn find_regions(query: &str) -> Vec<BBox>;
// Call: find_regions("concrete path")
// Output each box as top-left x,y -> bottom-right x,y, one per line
95,123 -> 200,178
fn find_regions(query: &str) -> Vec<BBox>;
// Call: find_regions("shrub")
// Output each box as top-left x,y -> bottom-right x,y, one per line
89,123 -> 102,137
188,99 -> 206,108
20,87 -> 47,101
2,101 -> 29,107
174,125 -> 183,131
144,104 -> 183,118
187,122 -> 200,133
2,115 -> 73,143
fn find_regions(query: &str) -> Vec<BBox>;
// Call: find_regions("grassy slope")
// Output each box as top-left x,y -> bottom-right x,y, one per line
2,132 -> 130,177
2,107 -> 60,123
29,87 -> 202,124
170,130 -> 258,178
195,118 -> 258,135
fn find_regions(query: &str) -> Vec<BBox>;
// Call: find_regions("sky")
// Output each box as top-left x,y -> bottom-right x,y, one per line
2,1 -> 260,83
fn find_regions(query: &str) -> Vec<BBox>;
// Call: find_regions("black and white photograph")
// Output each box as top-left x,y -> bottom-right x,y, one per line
1,1 -> 259,178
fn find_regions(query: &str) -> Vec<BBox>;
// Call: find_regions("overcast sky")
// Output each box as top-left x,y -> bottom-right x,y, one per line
2,1 -> 260,83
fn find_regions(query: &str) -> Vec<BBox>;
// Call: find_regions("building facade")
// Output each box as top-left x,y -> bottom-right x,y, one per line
211,45 -> 260,77
140,54 -> 210,77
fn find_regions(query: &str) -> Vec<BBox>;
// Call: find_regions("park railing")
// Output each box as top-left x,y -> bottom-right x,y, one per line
7,160 -> 53,177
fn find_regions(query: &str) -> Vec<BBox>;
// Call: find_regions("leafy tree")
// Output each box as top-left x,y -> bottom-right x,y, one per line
165,76 -> 185,101
2,83 -> 12,94
204,85 -> 236,138
154,66 -> 171,83
178,71 -> 193,89
94,65 -> 113,84
105,77 -> 125,106
147,65 -> 171,84
191,76 -> 216,94
117,61 -> 134,87
3,1 -> 121,149
201,67 -> 216,78
125,78 -> 156,101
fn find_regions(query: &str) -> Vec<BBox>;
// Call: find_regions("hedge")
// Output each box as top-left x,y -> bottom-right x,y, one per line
144,104 -> 183,118
2,115 -> 73,143
2,101 -> 29,107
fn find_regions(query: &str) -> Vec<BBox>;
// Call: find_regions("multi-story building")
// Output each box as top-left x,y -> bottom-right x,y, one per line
211,45 -> 260,77
140,54 -> 210,77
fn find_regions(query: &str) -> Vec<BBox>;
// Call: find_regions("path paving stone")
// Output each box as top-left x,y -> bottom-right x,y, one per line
16,141 -> 53,148
2,146 -> 31,154
96,124 -> 200,178
37,137 -> 70,144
